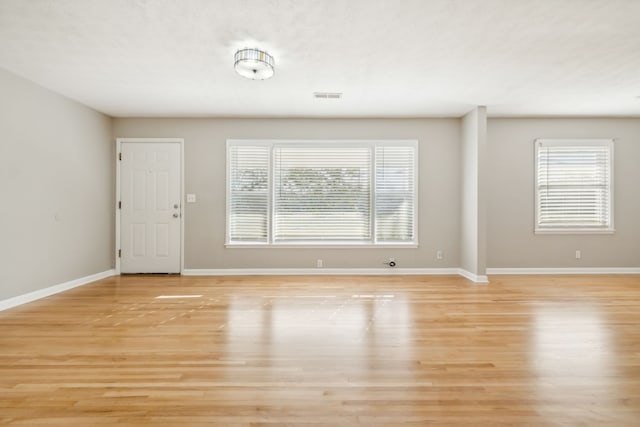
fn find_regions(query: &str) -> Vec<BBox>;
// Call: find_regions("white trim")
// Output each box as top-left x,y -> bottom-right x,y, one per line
227,139 -> 419,146
225,244 -> 420,249
226,139 -> 419,246
0,270 -> 115,312
115,138 -> 185,274
534,229 -> 615,235
115,139 -> 121,272
457,269 -> 490,283
487,267 -> 640,275
534,138 -> 614,234
184,267 -> 459,276
184,267 -> 640,277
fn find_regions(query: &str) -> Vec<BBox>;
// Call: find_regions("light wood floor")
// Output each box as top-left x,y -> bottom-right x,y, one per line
1,274 -> 640,426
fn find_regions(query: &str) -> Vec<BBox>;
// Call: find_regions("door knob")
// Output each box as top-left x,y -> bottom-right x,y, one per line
173,213 -> 179,218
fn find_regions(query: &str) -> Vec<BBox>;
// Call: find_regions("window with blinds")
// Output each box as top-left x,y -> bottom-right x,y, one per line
375,145 -> 416,242
535,139 -> 614,233
227,140 -> 418,245
227,144 -> 269,242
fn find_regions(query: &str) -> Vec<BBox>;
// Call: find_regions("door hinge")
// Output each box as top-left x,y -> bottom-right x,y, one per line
118,152 -> 122,161
118,249 -> 121,258
118,201 -> 121,209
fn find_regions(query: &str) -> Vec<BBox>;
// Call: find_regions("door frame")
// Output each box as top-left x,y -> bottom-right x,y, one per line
115,138 -> 185,274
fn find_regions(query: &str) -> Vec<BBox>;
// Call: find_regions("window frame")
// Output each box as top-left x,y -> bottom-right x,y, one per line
226,139 -> 419,248
534,138 -> 615,235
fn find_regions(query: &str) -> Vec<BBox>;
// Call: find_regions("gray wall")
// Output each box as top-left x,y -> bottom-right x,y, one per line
487,118 -> 640,268
0,68 -> 114,300
113,118 -> 462,269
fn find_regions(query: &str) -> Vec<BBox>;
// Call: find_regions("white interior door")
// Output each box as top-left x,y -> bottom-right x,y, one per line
120,142 -> 181,273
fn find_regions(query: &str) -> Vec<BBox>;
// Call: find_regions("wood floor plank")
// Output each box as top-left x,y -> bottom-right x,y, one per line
1,274 -> 640,425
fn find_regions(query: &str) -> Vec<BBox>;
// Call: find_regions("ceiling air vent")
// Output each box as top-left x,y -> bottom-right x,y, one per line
313,92 -> 342,99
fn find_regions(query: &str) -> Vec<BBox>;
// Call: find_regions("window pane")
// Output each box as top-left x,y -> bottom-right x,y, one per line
228,145 -> 269,242
536,140 -> 612,231
273,146 -> 371,242
227,140 -> 418,246
375,145 -> 415,242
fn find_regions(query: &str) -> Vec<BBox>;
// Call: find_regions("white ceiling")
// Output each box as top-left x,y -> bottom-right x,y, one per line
1,0 -> 640,118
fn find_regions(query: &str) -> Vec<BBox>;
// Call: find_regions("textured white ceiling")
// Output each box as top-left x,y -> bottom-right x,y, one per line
1,0 -> 639,118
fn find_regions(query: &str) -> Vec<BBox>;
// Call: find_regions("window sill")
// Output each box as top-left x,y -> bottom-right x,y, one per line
535,228 -> 615,235
225,243 -> 419,249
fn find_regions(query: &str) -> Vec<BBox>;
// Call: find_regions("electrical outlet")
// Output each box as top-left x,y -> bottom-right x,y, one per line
317,259 -> 323,268
436,250 -> 443,260
575,250 -> 581,260
186,194 -> 197,203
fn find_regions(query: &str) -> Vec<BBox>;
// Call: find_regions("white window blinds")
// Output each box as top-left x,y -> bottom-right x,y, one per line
535,139 -> 613,233
227,140 -> 417,245
228,144 -> 269,242
375,145 -> 416,242
274,145 -> 371,242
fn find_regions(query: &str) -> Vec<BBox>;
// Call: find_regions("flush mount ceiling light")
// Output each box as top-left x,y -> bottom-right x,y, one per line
234,48 -> 275,80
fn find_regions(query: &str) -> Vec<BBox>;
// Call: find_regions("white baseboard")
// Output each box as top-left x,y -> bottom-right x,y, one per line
0,269 -> 116,312
487,267 -> 640,275
457,269 -> 489,283
183,267 -> 460,276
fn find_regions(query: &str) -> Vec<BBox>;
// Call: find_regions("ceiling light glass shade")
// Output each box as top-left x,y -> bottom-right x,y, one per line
234,48 -> 275,80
